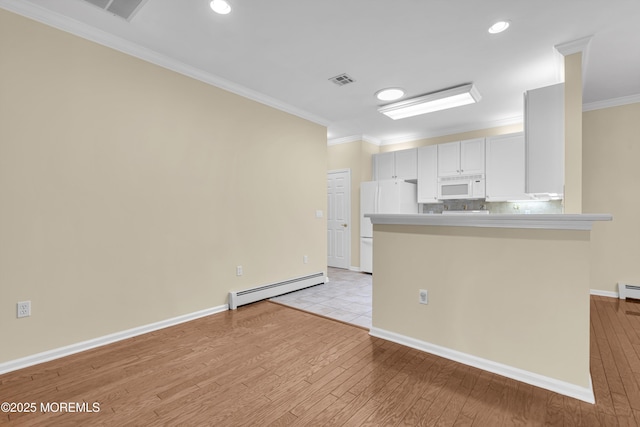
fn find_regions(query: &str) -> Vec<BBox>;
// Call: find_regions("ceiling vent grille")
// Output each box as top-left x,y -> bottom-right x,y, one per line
82,0 -> 149,21
329,73 -> 356,86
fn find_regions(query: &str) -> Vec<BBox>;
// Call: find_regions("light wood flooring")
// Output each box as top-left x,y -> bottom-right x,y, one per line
1,296 -> 639,426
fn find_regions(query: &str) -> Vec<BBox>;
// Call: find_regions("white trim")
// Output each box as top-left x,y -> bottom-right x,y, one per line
590,289 -> 618,298
366,213 -> 612,231
554,36 -> 593,91
583,94 -> 640,112
554,36 -> 593,57
327,135 -> 364,146
378,115 -> 524,146
0,0 -> 330,128
327,134 -> 383,146
362,135 -> 383,146
0,304 -> 228,375
326,115 -> 523,147
370,327 -> 595,404
349,266 -> 361,272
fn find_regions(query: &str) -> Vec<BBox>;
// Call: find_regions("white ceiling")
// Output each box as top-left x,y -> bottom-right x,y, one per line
3,0 -> 639,145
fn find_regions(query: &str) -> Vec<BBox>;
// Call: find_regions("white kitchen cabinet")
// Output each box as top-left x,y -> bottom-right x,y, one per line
372,148 -> 417,180
525,83 -> 564,196
437,141 -> 460,177
485,133 -> 528,201
417,145 -> 439,203
394,149 -> 418,179
461,138 -> 485,175
437,138 -> 485,177
374,152 -> 395,180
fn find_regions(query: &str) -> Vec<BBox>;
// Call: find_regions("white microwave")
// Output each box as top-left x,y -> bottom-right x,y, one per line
438,174 -> 486,200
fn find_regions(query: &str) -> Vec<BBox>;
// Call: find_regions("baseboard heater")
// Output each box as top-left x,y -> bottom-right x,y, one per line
228,272 -> 325,310
619,283 -> 640,300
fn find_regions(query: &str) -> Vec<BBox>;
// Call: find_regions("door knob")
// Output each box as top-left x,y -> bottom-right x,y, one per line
342,224 -> 348,227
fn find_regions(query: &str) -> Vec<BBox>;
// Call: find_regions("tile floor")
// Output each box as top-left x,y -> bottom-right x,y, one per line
270,267 -> 372,329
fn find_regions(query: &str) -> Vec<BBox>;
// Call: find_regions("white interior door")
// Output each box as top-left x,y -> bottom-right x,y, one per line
327,170 -> 351,269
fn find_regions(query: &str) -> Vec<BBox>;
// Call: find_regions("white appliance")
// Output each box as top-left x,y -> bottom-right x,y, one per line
437,174 -> 485,200
360,179 -> 418,273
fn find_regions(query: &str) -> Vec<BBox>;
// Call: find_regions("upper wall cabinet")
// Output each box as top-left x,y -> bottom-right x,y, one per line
372,148 -> 417,180
417,145 -> 439,203
525,83 -> 564,196
485,133 -> 528,201
437,138 -> 485,177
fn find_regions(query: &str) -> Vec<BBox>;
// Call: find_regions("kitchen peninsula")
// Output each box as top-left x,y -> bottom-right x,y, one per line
366,212 -> 612,403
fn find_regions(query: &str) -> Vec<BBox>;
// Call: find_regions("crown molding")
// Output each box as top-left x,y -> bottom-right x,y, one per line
362,134 -> 382,146
0,0 -> 331,128
554,36 -> 593,56
327,134 -> 383,146
327,135 -> 364,146
378,115 -> 524,146
555,36 -> 593,88
583,93 -> 640,112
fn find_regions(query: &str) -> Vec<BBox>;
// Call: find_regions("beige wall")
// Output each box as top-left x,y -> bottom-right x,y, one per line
0,9 -> 327,363
564,53 -> 583,213
327,140 -> 379,268
373,224 -> 592,388
584,102 -> 640,293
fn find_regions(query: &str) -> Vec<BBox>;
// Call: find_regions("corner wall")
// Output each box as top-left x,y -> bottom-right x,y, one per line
583,102 -> 640,293
372,224 -> 593,398
0,9 -> 327,363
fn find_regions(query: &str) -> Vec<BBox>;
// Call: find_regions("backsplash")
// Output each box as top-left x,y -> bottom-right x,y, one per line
421,199 -> 563,214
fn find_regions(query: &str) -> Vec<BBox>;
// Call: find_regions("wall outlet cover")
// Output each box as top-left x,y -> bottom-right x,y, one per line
17,301 -> 31,318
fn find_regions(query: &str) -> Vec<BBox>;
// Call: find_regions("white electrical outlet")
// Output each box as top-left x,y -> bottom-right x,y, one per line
17,301 -> 31,318
303,255 -> 309,264
236,265 -> 243,276
419,290 -> 428,305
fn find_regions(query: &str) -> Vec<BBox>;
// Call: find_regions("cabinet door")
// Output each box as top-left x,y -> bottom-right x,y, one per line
525,83 -> 564,195
417,145 -> 439,203
437,141 -> 461,177
460,138 -> 485,175
394,148 -> 417,180
373,152 -> 395,180
486,133 -> 527,201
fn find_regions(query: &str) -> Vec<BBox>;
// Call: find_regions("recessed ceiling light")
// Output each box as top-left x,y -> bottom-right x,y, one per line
375,88 -> 405,102
488,21 -> 510,34
210,0 -> 231,14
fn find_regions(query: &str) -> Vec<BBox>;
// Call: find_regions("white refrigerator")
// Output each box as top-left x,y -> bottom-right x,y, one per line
360,179 -> 418,273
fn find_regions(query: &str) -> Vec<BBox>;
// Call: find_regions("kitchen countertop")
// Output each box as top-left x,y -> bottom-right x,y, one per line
364,213 -> 613,231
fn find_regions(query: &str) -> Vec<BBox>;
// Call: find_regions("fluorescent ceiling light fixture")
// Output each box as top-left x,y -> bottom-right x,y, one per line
488,21 -> 510,34
378,84 -> 481,120
210,0 -> 231,14
375,88 -> 405,101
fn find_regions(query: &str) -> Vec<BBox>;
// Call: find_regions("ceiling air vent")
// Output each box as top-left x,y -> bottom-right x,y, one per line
329,73 -> 356,86
82,0 -> 150,21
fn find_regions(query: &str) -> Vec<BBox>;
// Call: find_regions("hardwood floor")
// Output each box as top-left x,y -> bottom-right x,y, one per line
1,296 -> 639,426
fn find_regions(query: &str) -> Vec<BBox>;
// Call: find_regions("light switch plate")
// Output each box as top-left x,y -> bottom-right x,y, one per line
419,290 -> 428,305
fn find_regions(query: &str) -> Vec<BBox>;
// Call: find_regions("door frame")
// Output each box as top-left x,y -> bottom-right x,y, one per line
327,169 -> 351,269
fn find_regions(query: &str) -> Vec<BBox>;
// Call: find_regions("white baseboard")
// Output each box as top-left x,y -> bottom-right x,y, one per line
349,266 -> 361,272
0,304 -> 228,375
590,289 -> 619,298
369,327 -> 595,404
